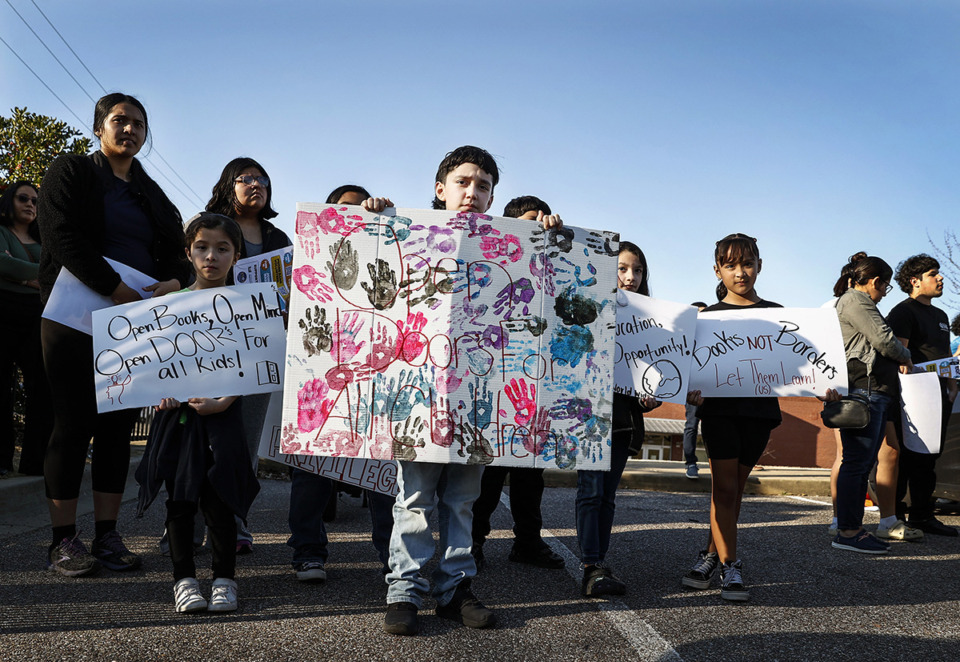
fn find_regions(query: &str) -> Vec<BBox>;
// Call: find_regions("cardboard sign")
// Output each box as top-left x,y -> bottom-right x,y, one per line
613,291 -> 698,404
92,284 -> 286,412
258,392 -> 398,495
280,204 -> 619,470
688,308 -> 848,397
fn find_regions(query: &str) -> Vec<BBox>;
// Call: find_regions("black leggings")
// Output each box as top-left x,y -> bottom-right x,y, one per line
167,479 -> 237,581
41,319 -> 138,500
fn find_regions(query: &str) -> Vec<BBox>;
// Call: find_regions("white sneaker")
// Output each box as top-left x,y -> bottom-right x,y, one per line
174,577 -> 207,613
208,577 -> 238,612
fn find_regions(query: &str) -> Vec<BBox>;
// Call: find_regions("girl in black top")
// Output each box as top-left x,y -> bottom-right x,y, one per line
682,234 -> 781,602
38,93 -> 187,577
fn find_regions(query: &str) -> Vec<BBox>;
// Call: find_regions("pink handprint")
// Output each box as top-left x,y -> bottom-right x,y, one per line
431,394 -> 455,447
529,406 -> 552,455
504,377 -> 537,428
479,234 -> 522,264
396,311 -> 429,362
297,378 -> 335,433
364,321 -> 398,373
293,264 -> 334,302
280,422 -> 301,454
330,311 -> 365,363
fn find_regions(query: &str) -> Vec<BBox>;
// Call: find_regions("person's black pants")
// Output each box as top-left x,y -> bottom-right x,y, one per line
41,319 -> 137,500
472,465 -> 547,552
167,478 -> 237,581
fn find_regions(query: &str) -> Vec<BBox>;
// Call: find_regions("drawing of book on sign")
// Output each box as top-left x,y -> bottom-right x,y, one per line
257,360 -> 280,385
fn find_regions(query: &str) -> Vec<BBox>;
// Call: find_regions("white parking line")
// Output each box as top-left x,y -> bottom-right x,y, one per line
500,494 -> 682,661
787,495 -> 831,506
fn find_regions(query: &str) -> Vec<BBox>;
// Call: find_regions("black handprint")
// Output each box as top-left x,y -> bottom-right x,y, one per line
360,259 -> 398,310
393,416 -> 426,461
326,239 -> 360,290
585,231 -> 619,257
298,306 -> 332,356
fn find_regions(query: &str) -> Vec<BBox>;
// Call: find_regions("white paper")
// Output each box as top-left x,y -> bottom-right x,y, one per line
257,392 -> 398,496
899,371 -> 944,454
42,258 -> 157,335
688,308 -> 848,398
613,291 -> 698,404
92,283 -> 286,412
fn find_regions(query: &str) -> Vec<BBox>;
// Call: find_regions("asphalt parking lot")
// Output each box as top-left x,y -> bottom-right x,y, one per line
1,475 -> 959,662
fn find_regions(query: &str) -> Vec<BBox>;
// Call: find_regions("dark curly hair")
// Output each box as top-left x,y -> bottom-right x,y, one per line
431,145 -> 499,210
894,253 -> 940,294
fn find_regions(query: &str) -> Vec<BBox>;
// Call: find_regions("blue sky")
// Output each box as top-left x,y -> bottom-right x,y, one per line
3,0 -> 960,315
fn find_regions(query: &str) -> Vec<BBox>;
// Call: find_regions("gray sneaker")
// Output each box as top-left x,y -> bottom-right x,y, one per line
48,534 -> 100,577
685,464 -> 699,479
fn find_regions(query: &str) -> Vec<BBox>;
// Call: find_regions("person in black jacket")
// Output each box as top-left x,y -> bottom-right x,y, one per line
37,92 -> 188,577
205,157 -> 292,553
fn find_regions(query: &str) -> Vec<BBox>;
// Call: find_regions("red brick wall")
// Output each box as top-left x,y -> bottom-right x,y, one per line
655,398 -> 836,468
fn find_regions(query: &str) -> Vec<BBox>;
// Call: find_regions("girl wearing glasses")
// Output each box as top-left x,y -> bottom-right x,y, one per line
204,158 -> 291,554
0,181 -> 52,476
831,252 -> 912,554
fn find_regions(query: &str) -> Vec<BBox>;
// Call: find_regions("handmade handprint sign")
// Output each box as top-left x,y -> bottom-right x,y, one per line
280,204 -> 619,470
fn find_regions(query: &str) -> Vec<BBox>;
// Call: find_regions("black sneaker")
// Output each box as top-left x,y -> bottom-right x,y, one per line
681,550 -> 719,590
294,560 -> 327,583
509,545 -> 565,569
719,559 -> 749,601
436,582 -> 496,628
384,601 -> 420,636
472,545 -> 486,573
48,534 -> 100,577
91,530 -> 141,571
582,564 -> 626,597
909,517 -> 959,537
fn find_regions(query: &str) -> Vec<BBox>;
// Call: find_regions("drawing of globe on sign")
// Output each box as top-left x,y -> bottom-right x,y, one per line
642,360 -> 682,398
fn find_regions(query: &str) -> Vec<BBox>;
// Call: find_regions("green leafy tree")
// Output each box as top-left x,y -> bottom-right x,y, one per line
0,107 -> 91,191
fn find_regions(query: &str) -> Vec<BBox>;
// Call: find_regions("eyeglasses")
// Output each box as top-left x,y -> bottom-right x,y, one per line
235,175 -> 269,188
878,281 -> 894,295
16,194 -> 38,205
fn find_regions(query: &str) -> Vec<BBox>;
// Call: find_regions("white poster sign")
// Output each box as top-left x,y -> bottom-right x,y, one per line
258,393 -> 398,496
613,291 -> 698,404
280,204 -> 619,470
234,245 -> 294,305
688,308 -> 848,398
899,371 -> 944,454
43,258 -> 156,335
92,284 -> 286,412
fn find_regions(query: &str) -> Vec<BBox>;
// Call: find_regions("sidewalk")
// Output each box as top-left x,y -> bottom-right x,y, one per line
0,453 -> 830,539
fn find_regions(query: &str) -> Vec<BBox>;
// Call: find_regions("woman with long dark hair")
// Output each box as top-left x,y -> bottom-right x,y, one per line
38,93 -> 187,576
832,252 -> 912,554
0,181 -> 51,475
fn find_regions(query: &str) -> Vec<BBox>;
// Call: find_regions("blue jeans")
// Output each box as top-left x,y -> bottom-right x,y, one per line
287,468 -> 334,565
386,461 -> 482,608
576,432 -> 630,565
837,390 -> 892,531
367,488 -> 396,574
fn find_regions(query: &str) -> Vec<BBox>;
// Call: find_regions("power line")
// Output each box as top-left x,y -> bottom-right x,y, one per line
28,0 -> 107,94
4,0 -> 95,103
0,33 -> 91,133
3,2 -> 207,208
